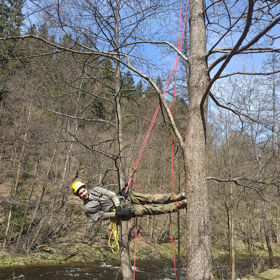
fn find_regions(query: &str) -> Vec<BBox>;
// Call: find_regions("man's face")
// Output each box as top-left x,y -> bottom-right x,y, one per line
78,187 -> 89,201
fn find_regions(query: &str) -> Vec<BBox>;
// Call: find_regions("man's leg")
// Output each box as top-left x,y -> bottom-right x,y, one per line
131,191 -> 186,205
133,200 -> 187,217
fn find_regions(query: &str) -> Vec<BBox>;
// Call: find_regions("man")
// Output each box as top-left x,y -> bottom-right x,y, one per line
71,180 -> 187,222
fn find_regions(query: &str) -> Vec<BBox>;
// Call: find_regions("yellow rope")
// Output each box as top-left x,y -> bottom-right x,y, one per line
108,221 -> 120,254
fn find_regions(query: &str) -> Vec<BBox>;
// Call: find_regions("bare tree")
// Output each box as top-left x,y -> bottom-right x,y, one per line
1,1 -> 280,279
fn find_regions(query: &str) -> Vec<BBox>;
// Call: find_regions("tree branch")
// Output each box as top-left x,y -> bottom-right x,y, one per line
218,69 -> 280,79
207,176 -> 266,201
40,106 -> 116,126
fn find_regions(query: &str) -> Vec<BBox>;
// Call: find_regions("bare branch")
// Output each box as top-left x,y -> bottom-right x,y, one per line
40,106 -> 116,126
209,92 -> 278,133
218,69 -> 280,79
208,14 -> 280,71
206,0 -> 255,97
210,47 -> 280,55
207,176 -> 266,201
67,131 -> 118,160
117,40 -> 189,64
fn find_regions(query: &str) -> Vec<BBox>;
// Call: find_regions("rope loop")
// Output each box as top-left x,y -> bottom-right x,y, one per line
108,221 -> 120,254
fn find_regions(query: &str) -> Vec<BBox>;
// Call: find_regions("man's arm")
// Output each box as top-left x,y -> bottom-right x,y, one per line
99,212 -> 117,220
100,210 -> 134,221
105,190 -> 120,207
94,186 -> 120,207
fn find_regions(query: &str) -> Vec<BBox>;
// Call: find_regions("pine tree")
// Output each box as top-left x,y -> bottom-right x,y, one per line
0,0 -> 23,36
0,0 -> 24,99
135,80 -> 144,97
122,70 -> 135,97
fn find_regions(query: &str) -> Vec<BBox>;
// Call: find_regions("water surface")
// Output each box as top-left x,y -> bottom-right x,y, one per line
0,260 -> 185,280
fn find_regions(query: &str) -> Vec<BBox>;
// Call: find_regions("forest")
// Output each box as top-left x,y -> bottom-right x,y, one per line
0,1 -> 280,280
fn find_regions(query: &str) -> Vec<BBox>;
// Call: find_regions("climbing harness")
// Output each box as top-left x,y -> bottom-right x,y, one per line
107,179 -> 135,253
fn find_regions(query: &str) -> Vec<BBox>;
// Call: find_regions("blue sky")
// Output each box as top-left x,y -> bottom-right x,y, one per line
22,1 -> 280,96
20,0 -> 280,146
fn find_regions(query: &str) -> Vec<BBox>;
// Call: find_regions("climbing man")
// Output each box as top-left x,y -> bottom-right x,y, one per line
71,180 -> 187,221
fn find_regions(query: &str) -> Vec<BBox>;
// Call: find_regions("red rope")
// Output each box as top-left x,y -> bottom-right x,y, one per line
133,171 -> 138,279
125,60 -> 177,193
170,215 -> 177,279
170,0 -> 189,278
132,0 -> 189,177
131,1 -> 190,278
133,222 -> 138,279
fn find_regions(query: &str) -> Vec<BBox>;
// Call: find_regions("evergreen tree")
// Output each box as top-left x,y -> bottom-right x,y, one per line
155,76 -> 163,93
0,0 -> 24,99
122,70 -> 135,97
143,77 -> 163,98
135,80 -> 144,97
144,84 -> 155,98
0,0 -> 23,36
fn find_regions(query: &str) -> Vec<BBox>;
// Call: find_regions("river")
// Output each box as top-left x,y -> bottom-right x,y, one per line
0,257 -> 257,280
0,260 -> 186,280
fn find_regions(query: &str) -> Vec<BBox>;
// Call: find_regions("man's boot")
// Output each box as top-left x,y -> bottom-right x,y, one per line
175,199 -> 187,209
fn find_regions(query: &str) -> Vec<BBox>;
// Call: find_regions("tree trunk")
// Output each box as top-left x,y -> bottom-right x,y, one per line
229,206 -> 235,280
262,199 -> 274,267
177,162 -> 182,280
16,158 -> 38,251
271,54 -> 277,157
25,185 -> 45,253
276,205 -> 280,244
227,184 -> 236,280
225,199 -> 235,280
3,104 -> 32,249
113,1 -> 132,279
185,1 -> 211,279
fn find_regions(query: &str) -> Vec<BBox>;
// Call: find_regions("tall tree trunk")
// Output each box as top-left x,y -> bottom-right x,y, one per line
16,157 -> 38,251
262,199 -> 274,267
113,1 -> 132,279
25,185 -> 45,253
229,204 -> 236,280
225,197 -> 236,280
271,54 -> 277,157
47,77 -> 83,228
185,1 -> 211,279
177,163 -> 182,280
24,147 -> 55,251
276,205 -> 280,244
3,104 -> 32,249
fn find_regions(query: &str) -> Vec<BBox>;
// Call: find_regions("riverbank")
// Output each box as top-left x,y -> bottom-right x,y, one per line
0,236 -> 181,267
1,236 -> 280,280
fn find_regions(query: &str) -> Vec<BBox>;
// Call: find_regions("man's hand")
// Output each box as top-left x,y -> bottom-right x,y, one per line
121,184 -> 129,199
118,184 -> 129,199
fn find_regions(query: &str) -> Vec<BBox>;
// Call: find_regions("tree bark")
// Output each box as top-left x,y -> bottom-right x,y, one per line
25,185 -> 45,253
229,202 -> 236,280
3,104 -> 32,249
113,1 -> 133,279
16,158 -> 38,251
185,1 -> 211,279
262,199 -> 274,267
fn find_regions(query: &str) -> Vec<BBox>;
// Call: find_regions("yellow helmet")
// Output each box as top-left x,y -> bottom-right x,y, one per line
71,180 -> 86,196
